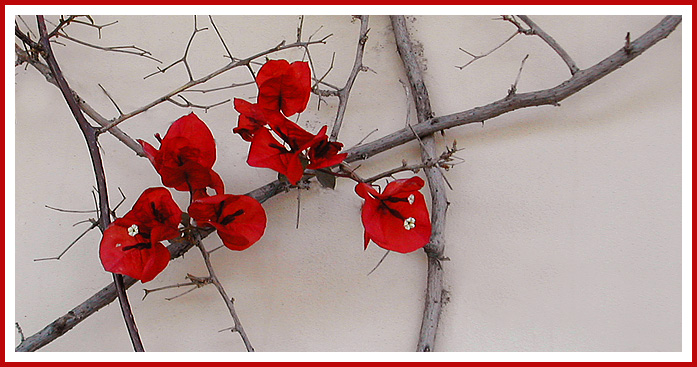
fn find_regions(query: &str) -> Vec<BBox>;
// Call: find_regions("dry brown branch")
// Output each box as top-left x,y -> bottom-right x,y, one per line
329,15 -> 370,141
517,15 -> 580,75
193,232 -> 255,351
35,15 -> 144,352
98,35 -> 330,133
143,15 -> 206,80
56,31 -> 161,63
457,31 -> 519,70
15,45 -> 146,156
391,15 -> 449,352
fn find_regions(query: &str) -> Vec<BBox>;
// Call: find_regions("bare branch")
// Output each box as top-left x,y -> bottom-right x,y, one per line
99,36 -> 330,133
98,83 -> 124,115
144,15 -> 206,80
15,45 -> 145,156
35,15 -> 144,352
367,250 -> 390,276
56,31 -> 160,63
166,94 -> 230,112
209,15 -> 233,60
34,220 -> 99,262
457,31 -> 519,70
391,15 -> 449,352
329,15 -> 370,141
517,15 -> 580,75
346,16 -> 682,164
507,54 -> 529,97
193,232 -> 254,352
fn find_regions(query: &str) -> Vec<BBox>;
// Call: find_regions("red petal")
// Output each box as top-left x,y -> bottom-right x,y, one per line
161,113 -> 216,169
247,128 -> 305,185
355,182 -> 379,200
189,195 -> 267,251
279,61 -> 311,116
256,60 -> 311,116
138,139 -> 160,170
381,176 -> 425,197
233,99 -> 268,142
256,59 -> 289,88
123,187 -> 182,243
99,221 -> 170,283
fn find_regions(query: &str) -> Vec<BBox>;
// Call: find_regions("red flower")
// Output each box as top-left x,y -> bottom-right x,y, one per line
100,218 -> 171,282
306,133 -> 348,170
99,188 -> 181,282
122,187 -> 183,243
355,177 -> 432,253
246,115 -> 323,185
232,98 -> 268,142
139,113 -> 224,195
256,59 -> 311,116
188,194 -> 267,251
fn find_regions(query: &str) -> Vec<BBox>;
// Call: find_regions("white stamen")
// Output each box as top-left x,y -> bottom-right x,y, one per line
404,217 -> 416,230
128,224 -> 139,237
408,194 -> 415,205
115,243 -> 122,248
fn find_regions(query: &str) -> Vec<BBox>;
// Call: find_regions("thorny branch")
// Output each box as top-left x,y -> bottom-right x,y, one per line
328,15 -> 370,141
516,15 -> 580,75
35,15 -> 145,352
15,15 -> 681,352
98,34 -> 331,133
391,15 -> 450,352
143,15 -> 207,81
193,233 -> 255,352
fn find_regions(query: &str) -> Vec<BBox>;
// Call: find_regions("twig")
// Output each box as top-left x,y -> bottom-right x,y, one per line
166,94 -> 230,112
193,232 -> 254,352
507,54 -> 529,97
36,15 -> 145,352
367,250 -> 390,276
517,15 -> 580,75
44,205 -> 96,214
329,15 -> 370,141
34,220 -> 99,262
209,15 -> 233,60
56,32 -> 160,63
391,15 -> 449,352
142,274 -> 212,301
143,15 -> 206,80
364,161 -> 427,184
457,31 -> 519,70
16,322 -> 25,343
16,15 -> 681,352
99,36 -> 330,133
345,16 -> 682,164
15,45 -> 145,156
185,81 -> 255,93
98,83 -> 123,115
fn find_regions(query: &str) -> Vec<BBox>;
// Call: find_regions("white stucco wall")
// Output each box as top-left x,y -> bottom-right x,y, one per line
12,13 -> 685,356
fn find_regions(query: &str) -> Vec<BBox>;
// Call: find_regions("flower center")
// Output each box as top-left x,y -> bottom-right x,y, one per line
408,194 -> 415,205
403,217 -> 416,230
128,224 -> 139,237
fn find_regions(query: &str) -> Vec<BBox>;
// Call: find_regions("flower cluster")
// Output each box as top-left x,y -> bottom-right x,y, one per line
100,113 -> 267,282
99,59 -> 432,285
234,59 -> 347,185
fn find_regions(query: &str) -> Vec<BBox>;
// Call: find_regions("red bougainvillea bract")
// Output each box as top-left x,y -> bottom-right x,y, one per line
100,187 -> 182,282
139,113 -> 224,195
188,194 -> 267,251
355,177 -> 432,253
